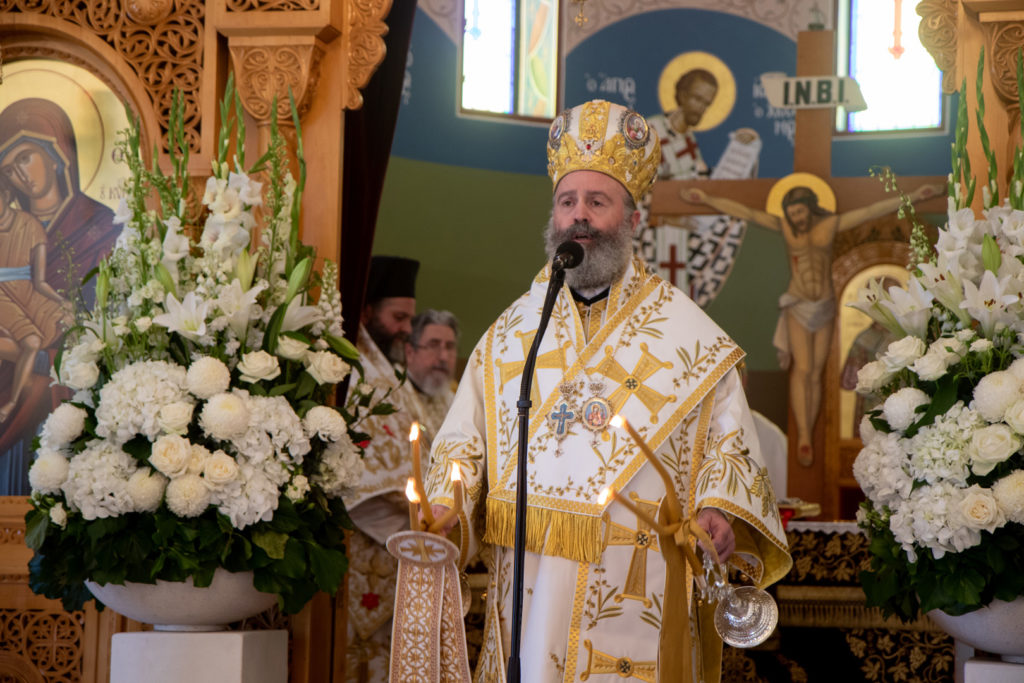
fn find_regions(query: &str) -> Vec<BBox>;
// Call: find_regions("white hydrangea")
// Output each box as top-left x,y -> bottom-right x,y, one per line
186,356 -> 231,399
39,404 -> 88,450
213,459 -> 281,528
992,470 -> 1024,524
95,360 -> 189,444
62,441 -> 137,520
200,392 -> 251,441
233,395 -> 310,465
907,402 -> 983,485
285,474 -> 310,502
882,387 -> 930,432
888,481 -> 980,561
313,436 -> 365,498
28,450 -> 70,495
165,473 -> 212,517
972,370 -> 1023,423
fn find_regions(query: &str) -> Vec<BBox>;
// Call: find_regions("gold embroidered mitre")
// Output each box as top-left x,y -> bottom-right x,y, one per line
546,99 -> 661,204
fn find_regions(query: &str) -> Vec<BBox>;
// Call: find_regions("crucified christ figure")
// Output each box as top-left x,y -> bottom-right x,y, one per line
682,182 -> 941,466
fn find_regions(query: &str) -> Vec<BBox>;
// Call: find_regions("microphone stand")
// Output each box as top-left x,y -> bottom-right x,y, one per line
505,262 -> 567,682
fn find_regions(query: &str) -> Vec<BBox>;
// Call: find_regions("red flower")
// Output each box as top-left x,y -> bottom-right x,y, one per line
357,440 -> 370,449
361,592 -> 380,610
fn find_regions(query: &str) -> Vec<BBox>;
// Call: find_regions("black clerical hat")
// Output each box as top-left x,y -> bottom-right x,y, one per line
366,255 -> 419,304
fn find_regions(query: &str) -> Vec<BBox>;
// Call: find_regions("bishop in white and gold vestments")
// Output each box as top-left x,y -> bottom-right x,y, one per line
424,100 -> 791,683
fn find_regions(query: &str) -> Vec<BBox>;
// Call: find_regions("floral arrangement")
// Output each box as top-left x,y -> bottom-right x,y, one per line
852,52 -> 1024,621
25,85 -> 387,615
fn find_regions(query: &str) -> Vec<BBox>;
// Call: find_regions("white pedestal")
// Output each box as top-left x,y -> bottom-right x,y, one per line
111,630 -> 287,683
964,657 -> 1024,683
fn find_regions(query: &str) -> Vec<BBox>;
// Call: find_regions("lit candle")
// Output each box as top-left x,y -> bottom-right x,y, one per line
408,423 -> 434,525
598,486 -> 671,536
610,415 -> 684,523
428,464 -> 464,534
405,477 -> 421,531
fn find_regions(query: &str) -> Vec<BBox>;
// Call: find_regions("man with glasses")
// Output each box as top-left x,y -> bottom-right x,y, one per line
404,310 -> 460,443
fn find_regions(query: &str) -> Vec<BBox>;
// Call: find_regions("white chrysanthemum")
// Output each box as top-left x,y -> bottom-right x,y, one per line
313,436 -> 366,498
62,441 -> 137,520
968,423 -> 1022,476
907,402 -> 983,485
203,450 -> 240,488
186,356 -> 231,399
149,434 -> 193,478
165,473 -> 212,517
882,387 -> 929,432
49,502 -> 68,529
127,468 -> 168,512
28,450 -> 70,495
881,336 -> 927,372
853,432 -> 913,509
1008,357 -> 1024,382
972,370 -> 1023,423
201,392 -> 251,441
304,406 -> 348,442
95,360 -> 189,444
992,470 -> 1024,524
40,404 -> 88,449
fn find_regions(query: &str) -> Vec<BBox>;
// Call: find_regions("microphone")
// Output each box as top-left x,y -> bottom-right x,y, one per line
552,240 -> 584,272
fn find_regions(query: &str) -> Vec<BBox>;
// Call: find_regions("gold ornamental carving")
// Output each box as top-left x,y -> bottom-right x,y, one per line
230,41 -> 325,122
226,0 -> 321,9
0,0 -> 205,153
122,0 -> 174,24
916,0 -> 959,94
982,21 -> 1024,107
345,0 -> 392,110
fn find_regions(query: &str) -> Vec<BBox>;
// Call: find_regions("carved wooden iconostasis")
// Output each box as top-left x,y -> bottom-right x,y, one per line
0,1 -> 391,679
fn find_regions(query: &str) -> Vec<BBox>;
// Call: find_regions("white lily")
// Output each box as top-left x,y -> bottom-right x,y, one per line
960,270 -> 1020,337
280,297 -> 321,332
848,278 -> 906,337
153,291 -> 210,341
917,259 -> 969,325
880,278 -> 934,339
217,279 -> 267,339
161,216 -> 191,275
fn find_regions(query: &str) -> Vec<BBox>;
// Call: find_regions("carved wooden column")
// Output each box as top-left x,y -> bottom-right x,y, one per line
918,0 -> 1024,209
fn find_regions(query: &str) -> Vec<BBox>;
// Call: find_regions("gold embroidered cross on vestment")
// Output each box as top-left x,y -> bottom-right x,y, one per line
586,342 -> 677,423
581,640 -> 656,682
605,492 -> 661,608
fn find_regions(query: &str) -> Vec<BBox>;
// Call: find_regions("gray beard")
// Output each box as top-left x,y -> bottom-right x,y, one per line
543,215 -> 634,292
412,370 -> 450,397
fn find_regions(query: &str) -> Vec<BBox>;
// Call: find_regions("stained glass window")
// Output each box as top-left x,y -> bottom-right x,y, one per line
460,0 -> 559,120
836,0 -> 945,133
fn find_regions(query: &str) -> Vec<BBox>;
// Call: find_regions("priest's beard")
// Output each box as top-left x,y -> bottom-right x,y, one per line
413,368 -> 451,397
366,319 -> 406,364
544,214 -> 634,292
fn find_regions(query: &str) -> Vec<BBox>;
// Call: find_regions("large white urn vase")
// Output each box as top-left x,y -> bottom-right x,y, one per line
928,597 -> 1024,663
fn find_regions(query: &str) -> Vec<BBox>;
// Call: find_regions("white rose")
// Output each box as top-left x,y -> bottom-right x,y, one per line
993,470 -> 1024,524
200,392 -> 250,440
203,450 -> 240,487
305,351 -> 350,385
955,486 -> 1006,533
159,401 -> 195,434
972,371 -> 1023,423
276,336 -> 310,362
28,451 -> 69,494
969,424 -> 1022,476
49,502 -> 68,529
150,434 -> 193,478
855,360 -> 894,394
1005,400 -> 1024,435
237,350 -> 281,383
929,336 -> 966,359
970,339 -> 995,353
165,473 -> 212,517
62,360 -> 100,390
127,468 -> 168,512
42,404 -> 87,447
911,352 -> 951,381
882,387 -> 930,432
882,336 -> 927,372
189,444 -> 211,475
186,357 -> 231,399
135,316 -> 153,333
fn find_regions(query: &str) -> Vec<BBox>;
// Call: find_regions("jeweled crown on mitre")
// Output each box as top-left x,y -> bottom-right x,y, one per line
546,100 -> 661,204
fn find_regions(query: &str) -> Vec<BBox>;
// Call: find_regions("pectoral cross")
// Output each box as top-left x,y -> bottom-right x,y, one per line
581,641 -> 656,682
587,343 -> 676,422
549,401 -> 576,436
606,492 -> 661,608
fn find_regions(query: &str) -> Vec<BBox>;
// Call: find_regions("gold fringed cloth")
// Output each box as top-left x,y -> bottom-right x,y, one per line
386,531 -> 471,683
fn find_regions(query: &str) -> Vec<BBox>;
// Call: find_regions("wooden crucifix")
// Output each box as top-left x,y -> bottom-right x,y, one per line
648,30 -> 946,514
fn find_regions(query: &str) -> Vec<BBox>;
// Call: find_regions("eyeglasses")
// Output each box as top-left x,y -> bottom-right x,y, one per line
413,339 -> 457,353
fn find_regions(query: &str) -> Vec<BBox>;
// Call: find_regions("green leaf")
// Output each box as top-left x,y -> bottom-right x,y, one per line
982,233 -> 1002,273
262,304 -> 287,354
307,543 -> 346,594
285,257 -> 312,304
24,510 -> 50,550
252,529 -> 289,560
324,333 -> 359,362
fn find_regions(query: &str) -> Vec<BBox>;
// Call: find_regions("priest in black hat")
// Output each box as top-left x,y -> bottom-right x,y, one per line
344,254 -> 422,681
